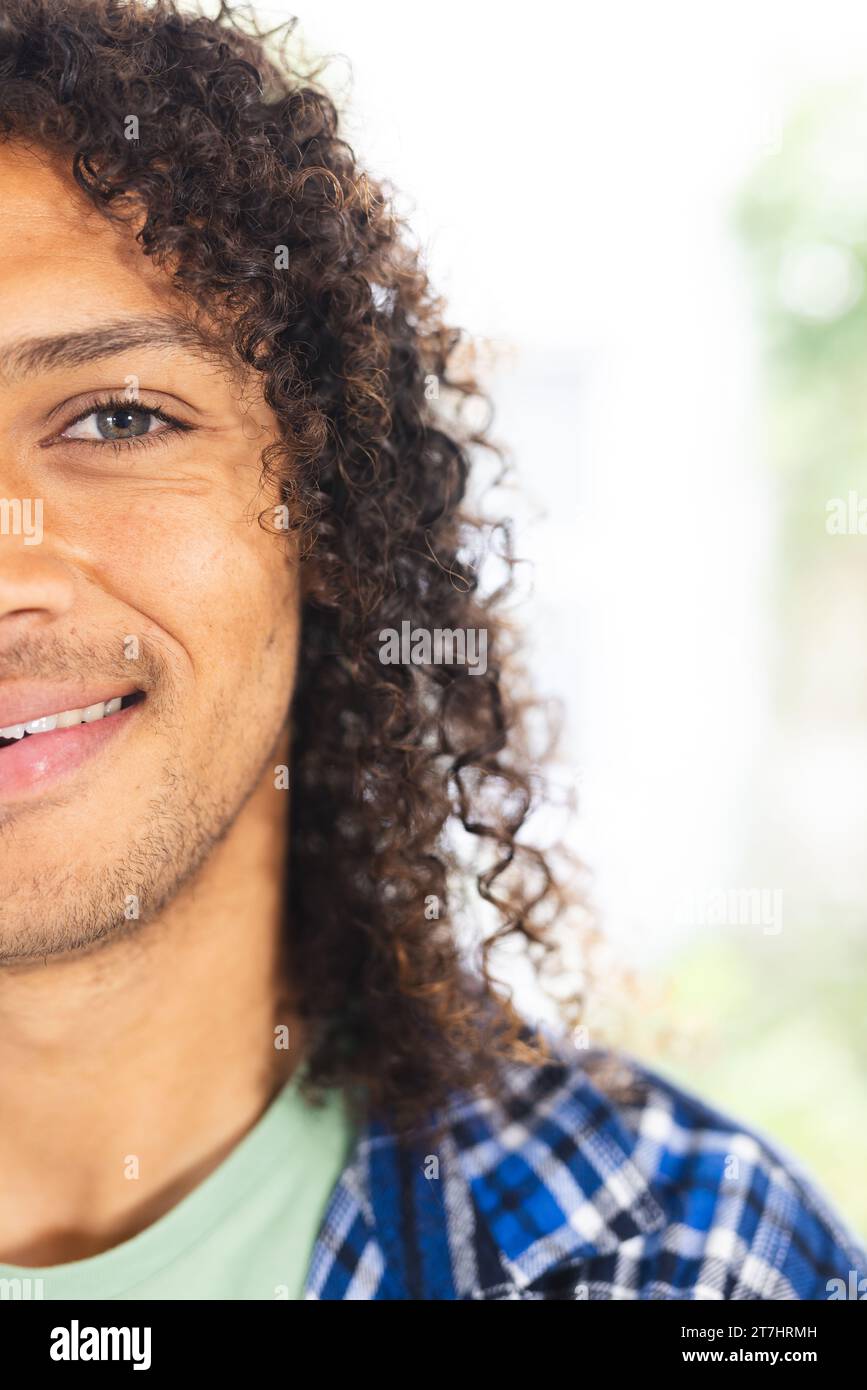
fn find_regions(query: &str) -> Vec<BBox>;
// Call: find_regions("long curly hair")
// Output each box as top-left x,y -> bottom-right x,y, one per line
0,0 -> 590,1133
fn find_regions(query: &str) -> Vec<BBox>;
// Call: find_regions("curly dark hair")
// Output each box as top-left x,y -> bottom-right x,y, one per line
0,0 -> 590,1134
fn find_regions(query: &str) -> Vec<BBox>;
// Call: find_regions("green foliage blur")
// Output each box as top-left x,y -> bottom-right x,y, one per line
635,84 -> 867,1240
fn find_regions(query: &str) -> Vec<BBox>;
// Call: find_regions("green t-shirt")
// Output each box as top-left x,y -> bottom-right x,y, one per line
0,1069 -> 354,1300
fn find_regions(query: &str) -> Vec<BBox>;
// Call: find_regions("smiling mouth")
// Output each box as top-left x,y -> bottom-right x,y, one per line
0,691 -> 145,749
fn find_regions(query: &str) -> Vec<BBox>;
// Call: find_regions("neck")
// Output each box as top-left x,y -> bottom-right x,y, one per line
0,759 -> 301,1267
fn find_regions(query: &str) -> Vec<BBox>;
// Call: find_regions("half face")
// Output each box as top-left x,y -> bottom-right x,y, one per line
0,141 -> 301,961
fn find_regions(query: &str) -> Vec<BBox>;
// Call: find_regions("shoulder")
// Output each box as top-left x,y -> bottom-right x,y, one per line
443,1031 -> 867,1299
305,1030 -> 867,1300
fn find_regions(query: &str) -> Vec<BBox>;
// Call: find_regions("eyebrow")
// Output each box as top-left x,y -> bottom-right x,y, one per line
0,316 -> 227,382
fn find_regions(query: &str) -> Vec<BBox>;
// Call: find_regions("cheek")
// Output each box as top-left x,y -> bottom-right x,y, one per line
67,489 -> 297,659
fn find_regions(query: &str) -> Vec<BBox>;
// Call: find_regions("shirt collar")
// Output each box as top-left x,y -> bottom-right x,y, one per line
309,1044 -> 668,1299
440,1050 -> 668,1293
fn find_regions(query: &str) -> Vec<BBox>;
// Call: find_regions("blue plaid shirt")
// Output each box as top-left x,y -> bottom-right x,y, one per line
303,1030 -> 866,1299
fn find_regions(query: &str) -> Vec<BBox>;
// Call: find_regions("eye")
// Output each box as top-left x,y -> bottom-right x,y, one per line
60,398 -> 184,445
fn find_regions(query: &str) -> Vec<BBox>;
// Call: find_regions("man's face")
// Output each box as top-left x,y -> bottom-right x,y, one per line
0,142 -> 300,961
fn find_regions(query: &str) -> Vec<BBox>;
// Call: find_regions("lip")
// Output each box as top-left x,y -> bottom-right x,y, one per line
0,699 -> 142,801
0,682 -> 141,732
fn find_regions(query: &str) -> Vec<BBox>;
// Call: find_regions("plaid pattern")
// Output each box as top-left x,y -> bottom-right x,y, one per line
302,1029 -> 867,1300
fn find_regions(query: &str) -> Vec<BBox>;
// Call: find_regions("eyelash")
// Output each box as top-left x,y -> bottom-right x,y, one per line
53,395 -> 191,454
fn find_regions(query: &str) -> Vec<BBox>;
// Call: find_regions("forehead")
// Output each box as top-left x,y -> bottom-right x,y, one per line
0,141 -> 187,332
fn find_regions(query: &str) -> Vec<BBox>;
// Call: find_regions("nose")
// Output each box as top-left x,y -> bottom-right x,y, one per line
0,548 -> 76,652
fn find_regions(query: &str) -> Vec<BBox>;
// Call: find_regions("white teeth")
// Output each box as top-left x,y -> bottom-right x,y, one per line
25,714 -> 58,734
0,696 -> 131,742
56,708 -> 84,729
